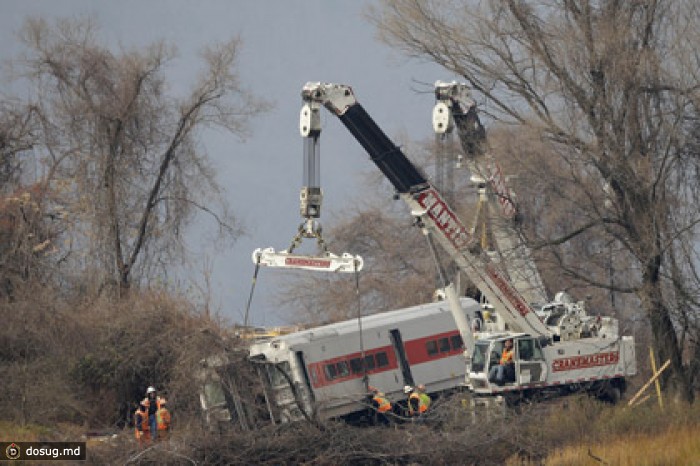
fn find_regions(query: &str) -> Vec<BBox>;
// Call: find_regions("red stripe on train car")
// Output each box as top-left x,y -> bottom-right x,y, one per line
307,346 -> 398,388
308,329 -> 464,388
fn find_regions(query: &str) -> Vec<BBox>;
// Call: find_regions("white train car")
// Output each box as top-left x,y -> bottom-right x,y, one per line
248,297 -> 479,423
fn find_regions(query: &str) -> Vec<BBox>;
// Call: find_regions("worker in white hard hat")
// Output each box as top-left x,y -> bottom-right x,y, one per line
142,386 -> 166,441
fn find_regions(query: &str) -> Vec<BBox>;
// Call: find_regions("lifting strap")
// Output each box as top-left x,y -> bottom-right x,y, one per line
243,253 -> 262,328
353,259 -> 369,392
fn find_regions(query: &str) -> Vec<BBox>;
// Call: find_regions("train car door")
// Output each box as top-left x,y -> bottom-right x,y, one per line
295,351 -> 316,403
389,328 -> 415,387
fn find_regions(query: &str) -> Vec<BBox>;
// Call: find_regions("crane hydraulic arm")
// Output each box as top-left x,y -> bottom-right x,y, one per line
433,81 -> 549,308
301,82 -> 551,338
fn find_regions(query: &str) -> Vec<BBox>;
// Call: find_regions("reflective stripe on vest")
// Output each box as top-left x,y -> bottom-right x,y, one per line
373,395 -> 391,413
157,408 -> 171,430
419,393 -> 431,410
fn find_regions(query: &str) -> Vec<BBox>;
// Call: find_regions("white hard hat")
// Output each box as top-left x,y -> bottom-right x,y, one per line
147,386 -> 156,394
403,385 -> 413,394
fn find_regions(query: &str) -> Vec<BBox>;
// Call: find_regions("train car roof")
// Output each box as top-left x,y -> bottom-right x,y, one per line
249,297 -> 479,352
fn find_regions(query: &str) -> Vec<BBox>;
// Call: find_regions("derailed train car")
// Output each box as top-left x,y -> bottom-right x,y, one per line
248,297 -> 480,424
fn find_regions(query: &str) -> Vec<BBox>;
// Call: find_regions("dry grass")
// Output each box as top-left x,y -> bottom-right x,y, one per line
0,421 -> 48,441
543,427 -> 700,466
509,398 -> 700,466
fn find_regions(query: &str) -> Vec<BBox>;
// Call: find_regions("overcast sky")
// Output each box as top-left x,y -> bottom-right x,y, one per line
1,1 -> 457,326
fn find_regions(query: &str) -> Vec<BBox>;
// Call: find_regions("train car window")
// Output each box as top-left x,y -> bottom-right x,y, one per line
350,357 -> 364,374
439,337 -> 451,353
426,340 -> 438,356
310,366 -> 319,385
364,354 -> 376,370
376,352 -> 389,368
325,363 -> 338,380
337,361 -> 350,377
451,334 -> 463,350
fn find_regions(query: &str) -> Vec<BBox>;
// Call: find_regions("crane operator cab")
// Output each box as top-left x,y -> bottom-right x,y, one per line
468,334 -> 548,392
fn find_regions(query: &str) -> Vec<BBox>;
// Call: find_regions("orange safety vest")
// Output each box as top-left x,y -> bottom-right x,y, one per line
156,407 -> 171,430
134,409 -> 149,438
500,348 -> 514,365
408,392 -> 427,415
372,394 -> 392,413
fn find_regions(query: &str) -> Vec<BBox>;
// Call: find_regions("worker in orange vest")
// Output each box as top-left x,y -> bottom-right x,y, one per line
416,384 -> 432,412
142,386 -> 165,441
488,338 -> 515,385
368,386 -> 392,425
134,402 -> 150,448
404,385 -> 427,417
156,399 -> 172,441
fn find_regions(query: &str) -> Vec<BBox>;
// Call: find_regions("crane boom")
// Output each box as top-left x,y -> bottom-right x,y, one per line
433,80 -> 549,308
301,82 -> 551,338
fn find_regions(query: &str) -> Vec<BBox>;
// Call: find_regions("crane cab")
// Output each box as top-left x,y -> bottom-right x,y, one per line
467,334 -> 548,394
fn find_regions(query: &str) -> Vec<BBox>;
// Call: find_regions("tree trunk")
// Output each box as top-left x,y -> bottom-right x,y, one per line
641,259 -> 693,403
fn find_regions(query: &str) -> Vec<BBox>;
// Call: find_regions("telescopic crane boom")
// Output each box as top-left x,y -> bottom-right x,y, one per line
301,82 -> 551,338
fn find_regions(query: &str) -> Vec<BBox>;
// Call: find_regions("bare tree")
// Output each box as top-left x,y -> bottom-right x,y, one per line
13,17 -> 269,294
370,0 -> 700,400
0,99 -> 46,298
0,100 -> 35,192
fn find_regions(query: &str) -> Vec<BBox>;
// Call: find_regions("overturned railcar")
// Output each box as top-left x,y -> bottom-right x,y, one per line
248,297 -> 479,423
